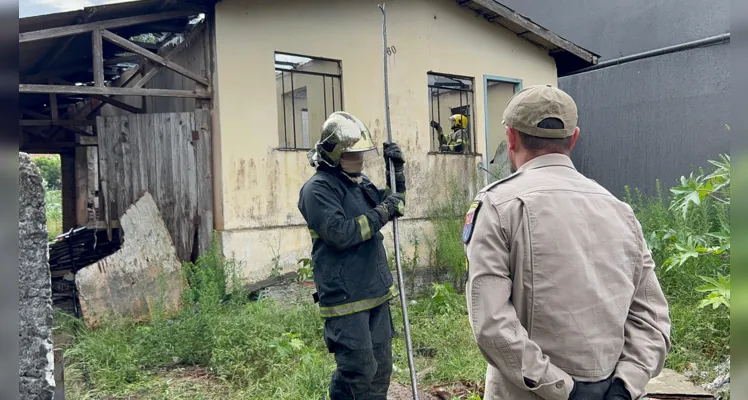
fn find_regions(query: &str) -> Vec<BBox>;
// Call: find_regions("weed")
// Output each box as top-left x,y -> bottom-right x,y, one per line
296,258 -> 314,283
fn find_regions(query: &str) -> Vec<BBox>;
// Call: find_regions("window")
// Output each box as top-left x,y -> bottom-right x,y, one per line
275,52 -> 343,149
427,73 -> 475,154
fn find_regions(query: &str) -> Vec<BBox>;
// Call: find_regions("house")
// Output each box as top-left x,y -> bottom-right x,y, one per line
19,0 -> 597,297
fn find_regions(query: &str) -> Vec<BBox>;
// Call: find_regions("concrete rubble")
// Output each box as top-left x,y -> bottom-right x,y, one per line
18,153 -> 56,400
76,191 -> 183,327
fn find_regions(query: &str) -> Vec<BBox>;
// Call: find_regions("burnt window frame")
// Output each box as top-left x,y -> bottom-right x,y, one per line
427,72 -> 477,155
275,52 -> 344,151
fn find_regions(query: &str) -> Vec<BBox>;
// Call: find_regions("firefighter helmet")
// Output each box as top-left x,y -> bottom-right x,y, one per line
308,111 -> 379,168
449,114 -> 468,130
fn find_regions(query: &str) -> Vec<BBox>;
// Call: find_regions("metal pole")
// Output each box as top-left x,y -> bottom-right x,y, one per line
567,33 -> 730,75
378,4 -> 419,400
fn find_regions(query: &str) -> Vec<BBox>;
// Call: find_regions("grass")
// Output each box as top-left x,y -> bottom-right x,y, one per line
45,189 -> 62,239
56,240 -> 484,400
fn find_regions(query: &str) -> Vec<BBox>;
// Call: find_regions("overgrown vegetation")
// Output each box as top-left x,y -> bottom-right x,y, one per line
58,238 -> 484,399
56,155 -> 729,399
623,155 -> 730,383
31,154 -> 63,239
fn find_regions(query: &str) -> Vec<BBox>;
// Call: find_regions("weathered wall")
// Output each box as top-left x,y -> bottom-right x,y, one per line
497,0 -> 731,196
18,153 -> 55,400
213,0 -> 559,283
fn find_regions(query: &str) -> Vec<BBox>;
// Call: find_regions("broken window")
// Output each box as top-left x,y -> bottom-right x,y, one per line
427,73 -> 475,154
275,52 -> 343,149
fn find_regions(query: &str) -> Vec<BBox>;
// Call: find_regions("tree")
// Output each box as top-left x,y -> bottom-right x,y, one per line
31,155 -> 61,191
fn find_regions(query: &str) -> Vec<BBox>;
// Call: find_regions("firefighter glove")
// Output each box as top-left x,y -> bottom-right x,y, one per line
383,142 -> 406,193
430,120 -> 442,132
376,193 -> 405,221
383,142 -> 405,170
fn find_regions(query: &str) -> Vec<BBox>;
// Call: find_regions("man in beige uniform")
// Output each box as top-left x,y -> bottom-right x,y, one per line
463,85 -> 671,400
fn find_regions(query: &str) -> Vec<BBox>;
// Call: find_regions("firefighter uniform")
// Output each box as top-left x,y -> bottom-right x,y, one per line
298,111 -> 406,400
431,114 -> 469,153
463,86 -> 671,400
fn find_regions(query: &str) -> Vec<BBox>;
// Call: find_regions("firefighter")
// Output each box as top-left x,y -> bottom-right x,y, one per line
430,113 -> 468,153
298,111 -> 407,400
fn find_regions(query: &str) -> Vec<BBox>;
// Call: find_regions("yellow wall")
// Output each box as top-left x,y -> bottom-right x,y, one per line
213,0 -> 558,283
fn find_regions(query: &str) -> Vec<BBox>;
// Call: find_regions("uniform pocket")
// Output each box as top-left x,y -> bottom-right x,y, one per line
320,262 -> 349,306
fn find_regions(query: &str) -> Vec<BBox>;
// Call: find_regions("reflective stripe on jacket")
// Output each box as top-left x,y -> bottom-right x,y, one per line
298,166 -> 397,318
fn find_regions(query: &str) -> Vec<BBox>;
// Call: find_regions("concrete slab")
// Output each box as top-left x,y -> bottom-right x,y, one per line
644,368 -> 714,399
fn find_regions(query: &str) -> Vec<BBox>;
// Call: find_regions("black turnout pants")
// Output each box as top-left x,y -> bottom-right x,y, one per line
323,301 -> 396,400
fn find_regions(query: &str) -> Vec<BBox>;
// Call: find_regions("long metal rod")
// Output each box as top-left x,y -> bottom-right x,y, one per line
567,33 -> 730,75
378,4 -> 419,400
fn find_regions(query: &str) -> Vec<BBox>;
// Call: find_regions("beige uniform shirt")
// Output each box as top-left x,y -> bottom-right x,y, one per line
464,154 -> 671,400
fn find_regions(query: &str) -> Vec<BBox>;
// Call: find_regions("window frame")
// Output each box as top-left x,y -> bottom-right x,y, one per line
426,71 -> 477,155
275,52 -> 344,151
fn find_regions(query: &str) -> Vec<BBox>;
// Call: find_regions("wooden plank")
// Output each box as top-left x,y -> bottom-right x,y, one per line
96,116 -> 112,240
49,89 -> 59,120
77,135 -> 98,146
19,10 -> 199,43
20,84 -> 211,98
75,147 -> 90,227
26,8 -> 95,78
131,24 -> 205,89
101,29 -> 209,87
88,94 -> 143,114
61,154 -> 77,231
207,11 -> 223,231
20,120 -> 96,126
194,109 -> 213,256
92,29 -> 104,87
469,0 -> 598,64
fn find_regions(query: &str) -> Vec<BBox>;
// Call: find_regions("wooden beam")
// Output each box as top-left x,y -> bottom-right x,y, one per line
131,24 -> 205,89
26,9 -> 96,76
470,0 -> 598,64
19,10 -> 199,43
92,29 -> 104,87
101,29 -> 209,87
49,92 -> 59,120
20,120 -> 97,126
21,108 -> 49,120
20,84 -> 211,98
77,135 -> 98,146
89,94 -> 143,113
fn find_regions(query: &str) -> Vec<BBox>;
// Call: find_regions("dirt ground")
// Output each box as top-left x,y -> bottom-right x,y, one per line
387,382 -> 439,400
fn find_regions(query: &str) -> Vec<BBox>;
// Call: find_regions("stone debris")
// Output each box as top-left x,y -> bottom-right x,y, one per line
18,153 -> 55,400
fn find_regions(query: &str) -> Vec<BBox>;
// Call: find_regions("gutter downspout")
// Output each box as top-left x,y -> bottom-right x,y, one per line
565,33 -> 730,76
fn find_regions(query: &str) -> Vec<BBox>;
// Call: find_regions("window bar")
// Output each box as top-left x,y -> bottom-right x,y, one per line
331,78 -> 336,111
291,72 -> 297,149
282,70 -> 288,148
323,75 -> 328,118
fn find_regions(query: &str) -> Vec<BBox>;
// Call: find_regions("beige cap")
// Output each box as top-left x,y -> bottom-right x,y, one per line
502,84 -> 578,138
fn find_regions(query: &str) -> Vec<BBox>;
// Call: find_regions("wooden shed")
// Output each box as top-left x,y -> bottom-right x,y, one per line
19,0 -> 219,262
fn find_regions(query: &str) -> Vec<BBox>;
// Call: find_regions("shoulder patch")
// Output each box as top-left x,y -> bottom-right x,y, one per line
462,200 -> 483,244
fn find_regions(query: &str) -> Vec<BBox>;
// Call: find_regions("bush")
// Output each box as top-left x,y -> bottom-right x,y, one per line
623,156 -> 730,380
